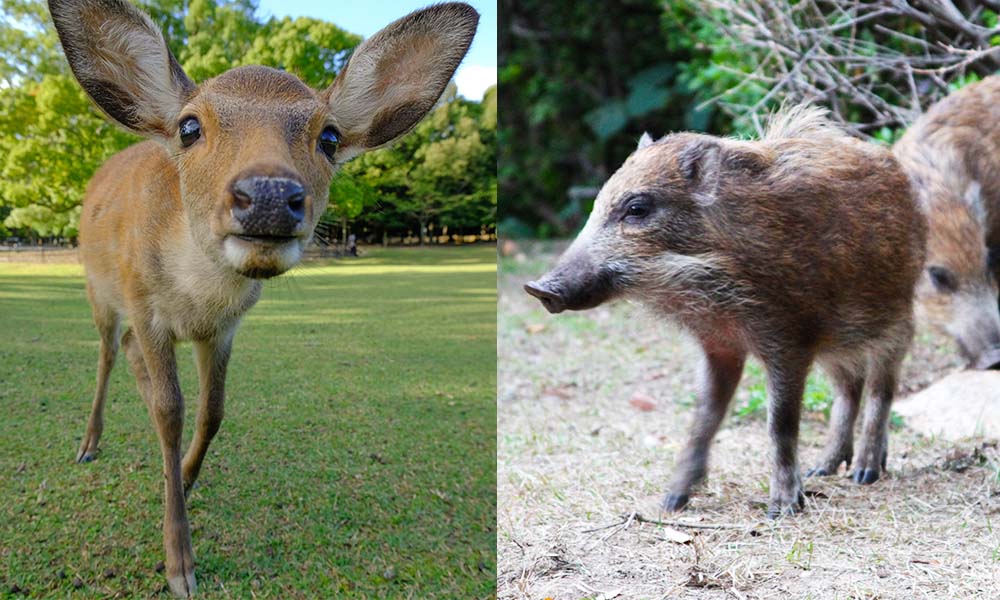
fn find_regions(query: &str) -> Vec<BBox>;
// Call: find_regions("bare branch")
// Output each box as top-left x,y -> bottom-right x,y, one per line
694,0 -> 1000,136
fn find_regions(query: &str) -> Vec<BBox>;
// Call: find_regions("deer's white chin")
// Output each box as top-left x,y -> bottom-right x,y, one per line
222,236 -> 303,279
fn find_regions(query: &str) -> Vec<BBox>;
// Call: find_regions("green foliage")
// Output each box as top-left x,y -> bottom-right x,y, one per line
0,247 -> 496,597
333,86 -> 497,242
0,0 -> 492,241
499,0 -> 722,238
0,74 -> 137,237
733,362 -> 833,421
501,0 -> 1000,235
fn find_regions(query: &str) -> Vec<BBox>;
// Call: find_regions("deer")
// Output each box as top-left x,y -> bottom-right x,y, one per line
46,0 -> 478,596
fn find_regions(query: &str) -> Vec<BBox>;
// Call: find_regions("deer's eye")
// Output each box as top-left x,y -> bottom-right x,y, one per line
318,127 -> 340,162
179,116 -> 201,147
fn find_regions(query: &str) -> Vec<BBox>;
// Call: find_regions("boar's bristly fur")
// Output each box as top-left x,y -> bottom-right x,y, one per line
526,106 -> 926,518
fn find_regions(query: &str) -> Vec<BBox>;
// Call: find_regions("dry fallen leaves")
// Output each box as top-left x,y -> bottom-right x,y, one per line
525,323 -> 547,334
629,392 -> 657,412
659,527 -> 693,544
542,385 -> 574,400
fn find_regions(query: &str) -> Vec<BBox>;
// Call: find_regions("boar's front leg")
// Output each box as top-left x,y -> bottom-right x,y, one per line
663,343 -> 745,512
763,352 -> 812,518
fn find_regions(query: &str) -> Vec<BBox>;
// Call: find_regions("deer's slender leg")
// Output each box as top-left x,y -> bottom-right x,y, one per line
182,333 -> 233,495
131,321 -> 196,598
121,328 -> 152,410
76,298 -> 120,463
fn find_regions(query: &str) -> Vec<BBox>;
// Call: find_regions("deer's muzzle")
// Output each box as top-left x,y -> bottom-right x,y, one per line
229,176 -> 307,240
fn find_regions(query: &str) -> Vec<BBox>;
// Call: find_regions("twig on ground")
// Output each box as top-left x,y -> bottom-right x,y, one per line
583,511 -> 754,534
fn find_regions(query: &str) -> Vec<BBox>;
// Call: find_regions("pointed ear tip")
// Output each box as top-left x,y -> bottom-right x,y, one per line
429,2 -> 480,28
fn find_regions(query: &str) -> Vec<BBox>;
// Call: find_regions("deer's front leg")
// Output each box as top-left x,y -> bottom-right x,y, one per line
134,323 -> 196,598
182,333 -> 233,495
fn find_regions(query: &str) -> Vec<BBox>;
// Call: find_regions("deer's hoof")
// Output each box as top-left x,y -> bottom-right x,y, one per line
75,448 -> 97,464
167,572 -> 197,598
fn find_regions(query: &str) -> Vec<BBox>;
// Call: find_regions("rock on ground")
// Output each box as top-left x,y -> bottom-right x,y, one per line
895,371 -> 1000,441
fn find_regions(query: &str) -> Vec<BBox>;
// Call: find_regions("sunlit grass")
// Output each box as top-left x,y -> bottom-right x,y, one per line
0,245 -> 497,599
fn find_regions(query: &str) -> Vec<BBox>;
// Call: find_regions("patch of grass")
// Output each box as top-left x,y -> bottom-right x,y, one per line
732,362 -> 834,421
0,246 -> 496,599
785,539 -> 815,570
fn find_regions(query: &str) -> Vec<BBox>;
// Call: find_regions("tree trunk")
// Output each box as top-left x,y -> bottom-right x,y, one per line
341,217 -> 348,255
418,217 -> 428,246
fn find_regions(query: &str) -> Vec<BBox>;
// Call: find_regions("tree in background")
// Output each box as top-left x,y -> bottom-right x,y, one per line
332,84 -> 497,245
499,0 -> 724,238
0,0 -> 495,243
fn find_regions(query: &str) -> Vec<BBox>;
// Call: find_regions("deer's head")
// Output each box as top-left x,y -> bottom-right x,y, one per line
49,0 -> 478,278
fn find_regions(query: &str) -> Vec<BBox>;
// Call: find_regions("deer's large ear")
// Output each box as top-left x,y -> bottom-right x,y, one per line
48,0 -> 194,137
324,2 -> 478,152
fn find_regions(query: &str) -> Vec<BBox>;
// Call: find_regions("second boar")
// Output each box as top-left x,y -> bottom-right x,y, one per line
893,75 -> 1000,370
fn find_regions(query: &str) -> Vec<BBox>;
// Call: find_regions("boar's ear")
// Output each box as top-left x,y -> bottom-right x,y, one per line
679,138 -> 722,206
680,139 -> 768,206
964,181 -> 985,224
637,132 -> 655,151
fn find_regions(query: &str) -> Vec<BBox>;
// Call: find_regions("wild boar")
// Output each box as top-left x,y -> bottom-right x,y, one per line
525,107 -> 926,517
893,75 -> 1000,370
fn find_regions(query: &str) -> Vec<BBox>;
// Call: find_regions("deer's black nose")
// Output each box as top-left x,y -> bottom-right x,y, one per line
230,176 -> 306,236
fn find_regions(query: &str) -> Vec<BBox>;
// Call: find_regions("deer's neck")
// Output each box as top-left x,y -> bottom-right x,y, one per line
149,216 -> 263,342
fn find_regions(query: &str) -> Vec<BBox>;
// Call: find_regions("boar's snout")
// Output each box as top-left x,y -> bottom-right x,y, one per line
524,280 -> 567,314
973,347 -> 1000,371
524,252 -> 618,314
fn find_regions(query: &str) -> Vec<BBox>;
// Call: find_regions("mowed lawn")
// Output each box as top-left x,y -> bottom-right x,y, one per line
0,246 -> 496,599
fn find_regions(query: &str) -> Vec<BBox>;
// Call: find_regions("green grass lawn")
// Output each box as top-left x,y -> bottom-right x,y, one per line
0,246 -> 496,599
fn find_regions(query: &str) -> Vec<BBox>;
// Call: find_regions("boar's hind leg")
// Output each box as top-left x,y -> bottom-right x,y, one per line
852,333 -> 909,485
806,361 -> 865,478
663,344 -> 746,512
763,352 -> 813,519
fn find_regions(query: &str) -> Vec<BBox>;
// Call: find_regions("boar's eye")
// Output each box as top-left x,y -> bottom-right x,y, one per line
622,196 -> 653,222
988,247 -> 1000,270
928,266 -> 958,293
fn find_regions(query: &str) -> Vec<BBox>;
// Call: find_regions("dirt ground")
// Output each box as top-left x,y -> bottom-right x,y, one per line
498,243 -> 1000,600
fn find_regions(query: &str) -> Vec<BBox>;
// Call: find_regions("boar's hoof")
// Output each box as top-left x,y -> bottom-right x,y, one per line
662,493 -> 690,512
767,490 -> 805,519
851,468 -> 881,485
804,466 -> 830,478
